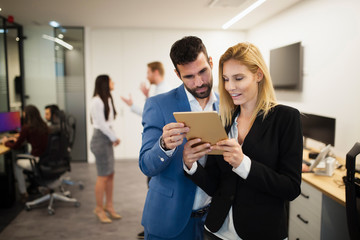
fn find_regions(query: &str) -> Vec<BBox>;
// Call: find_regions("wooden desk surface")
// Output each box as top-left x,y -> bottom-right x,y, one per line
0,144 -> 10,155
302,149 -> 347,206
0,133 -> 18,155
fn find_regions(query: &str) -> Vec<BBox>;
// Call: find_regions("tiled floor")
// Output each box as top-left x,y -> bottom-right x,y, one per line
0,160 -> 148,240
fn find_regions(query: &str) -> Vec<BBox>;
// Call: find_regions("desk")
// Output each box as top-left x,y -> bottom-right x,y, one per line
289,149 -> 353,240
0,143 -> 16,208
302,150 -> 347,205
0,143 -> 10,154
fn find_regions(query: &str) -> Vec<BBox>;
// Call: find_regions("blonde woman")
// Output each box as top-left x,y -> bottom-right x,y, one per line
184,43 -> 303,239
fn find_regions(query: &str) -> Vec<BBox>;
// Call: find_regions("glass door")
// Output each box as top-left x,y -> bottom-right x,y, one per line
0,17 -> 8,112
0,15 -> 24,112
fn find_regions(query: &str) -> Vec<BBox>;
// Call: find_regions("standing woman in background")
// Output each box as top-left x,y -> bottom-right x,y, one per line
90,74 -> 121,223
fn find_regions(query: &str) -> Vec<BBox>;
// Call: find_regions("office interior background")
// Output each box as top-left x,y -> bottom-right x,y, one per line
1,0 -> 359,164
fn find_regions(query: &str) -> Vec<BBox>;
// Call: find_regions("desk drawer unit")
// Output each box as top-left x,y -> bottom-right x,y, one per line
289,181 -> 322,240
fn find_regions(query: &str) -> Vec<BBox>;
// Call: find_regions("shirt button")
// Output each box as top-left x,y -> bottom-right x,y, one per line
160,157 -> 164,162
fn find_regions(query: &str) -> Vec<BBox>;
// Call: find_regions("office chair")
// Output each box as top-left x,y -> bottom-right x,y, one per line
20,130 -> 80,215
66,113 -> 76,149
58,111 -> 84,192
343,142 -> 360,240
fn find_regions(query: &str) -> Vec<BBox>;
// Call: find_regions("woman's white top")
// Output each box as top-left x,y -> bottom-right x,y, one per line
90,96 -> 117,142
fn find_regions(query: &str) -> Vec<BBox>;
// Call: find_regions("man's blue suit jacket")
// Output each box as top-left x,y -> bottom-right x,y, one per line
139,84 -> 219,239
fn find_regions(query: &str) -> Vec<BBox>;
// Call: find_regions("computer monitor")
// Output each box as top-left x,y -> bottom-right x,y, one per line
0,111 -> 22,133
301,112 -> 336,147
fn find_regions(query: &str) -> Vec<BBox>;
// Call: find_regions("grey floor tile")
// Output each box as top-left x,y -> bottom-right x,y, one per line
0,160 -> 147,240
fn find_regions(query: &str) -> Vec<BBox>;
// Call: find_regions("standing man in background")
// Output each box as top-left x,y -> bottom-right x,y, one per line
121,61 -> 171,116
121,61 -> 171,239
139,36 -> 219,240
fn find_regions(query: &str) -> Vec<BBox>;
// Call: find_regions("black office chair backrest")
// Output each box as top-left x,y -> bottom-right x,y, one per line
344,142 -> 360,240
57,110 -> 76,149
39,120 -> 71,180
66,114 -> 76,149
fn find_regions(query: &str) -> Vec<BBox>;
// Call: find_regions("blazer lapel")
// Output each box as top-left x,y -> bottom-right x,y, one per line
243,111 -> 271,154
226,106 -> 272,154
175,84 -> 191,112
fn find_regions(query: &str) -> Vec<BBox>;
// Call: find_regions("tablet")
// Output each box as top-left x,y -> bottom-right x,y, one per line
173,111 -> 228,155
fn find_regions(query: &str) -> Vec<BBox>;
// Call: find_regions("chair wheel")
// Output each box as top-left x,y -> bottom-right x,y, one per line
48,208 -> 55,215
75,201 -> 81,208
25,205 -> 32,211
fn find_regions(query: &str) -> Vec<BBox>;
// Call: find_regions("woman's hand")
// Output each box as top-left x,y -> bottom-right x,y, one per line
8,136 -> 17,142
1,136 -> 8,143
113,139 -> 121,146
2,136 -> 17,143
212,139 -> 244,168
183,138 -> 211,170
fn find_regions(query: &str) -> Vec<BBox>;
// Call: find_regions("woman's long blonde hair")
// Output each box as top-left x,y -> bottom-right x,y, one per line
218,42 -> 277,127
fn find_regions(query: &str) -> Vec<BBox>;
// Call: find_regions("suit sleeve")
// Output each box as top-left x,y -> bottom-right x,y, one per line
139,97 -> 178,177
246,108 -> 303,201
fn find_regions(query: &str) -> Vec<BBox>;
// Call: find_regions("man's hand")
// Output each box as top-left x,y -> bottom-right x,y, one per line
140,82 -> 150,98
120,94 -> 133,106
183,138 -> 211,170
161,122 -> 189,150
212,139 -> 244,168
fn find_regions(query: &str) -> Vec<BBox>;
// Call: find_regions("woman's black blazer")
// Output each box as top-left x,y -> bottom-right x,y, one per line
186,104 -> 303,240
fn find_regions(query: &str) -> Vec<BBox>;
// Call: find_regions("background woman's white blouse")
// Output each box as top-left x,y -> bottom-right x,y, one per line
90,96 -> 117,142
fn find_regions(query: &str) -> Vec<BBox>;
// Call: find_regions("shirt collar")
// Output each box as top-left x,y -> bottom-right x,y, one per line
183,85 -> 217,111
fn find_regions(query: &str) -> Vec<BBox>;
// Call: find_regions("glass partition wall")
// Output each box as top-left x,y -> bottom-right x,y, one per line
54,27 -> 87,162
0,16 -> 24,112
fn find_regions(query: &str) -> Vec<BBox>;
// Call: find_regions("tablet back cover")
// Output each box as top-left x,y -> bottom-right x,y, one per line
173,111 -> 227,155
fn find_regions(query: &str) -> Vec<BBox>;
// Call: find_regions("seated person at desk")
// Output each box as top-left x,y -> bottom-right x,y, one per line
1,105 -> 49,201
44,104 -> 60,134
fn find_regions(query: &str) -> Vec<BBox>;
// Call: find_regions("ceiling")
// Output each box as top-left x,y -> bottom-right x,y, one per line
0,0 -> 301,31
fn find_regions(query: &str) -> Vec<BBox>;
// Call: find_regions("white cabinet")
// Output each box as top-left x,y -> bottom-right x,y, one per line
289,181 -> 322,240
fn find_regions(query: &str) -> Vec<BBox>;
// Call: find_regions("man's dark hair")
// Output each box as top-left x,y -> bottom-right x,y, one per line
170,36 -> 209,75
45,104 -> 60,115
45,104 -> 60,123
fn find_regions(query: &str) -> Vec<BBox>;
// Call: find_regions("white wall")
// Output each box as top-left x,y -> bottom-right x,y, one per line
85,28 -> 245,162
247,0 -> 360,157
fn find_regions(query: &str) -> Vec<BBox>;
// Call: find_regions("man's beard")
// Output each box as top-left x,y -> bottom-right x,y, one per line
184,79 -> 213,99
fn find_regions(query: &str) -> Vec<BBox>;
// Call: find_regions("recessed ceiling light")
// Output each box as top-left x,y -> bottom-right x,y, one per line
42,34 -> 73,50
49,21 -> 60,28
222,0 -> 266,29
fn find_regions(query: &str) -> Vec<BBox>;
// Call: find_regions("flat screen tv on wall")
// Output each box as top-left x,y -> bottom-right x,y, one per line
269,42 -> 303,90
